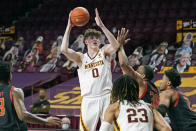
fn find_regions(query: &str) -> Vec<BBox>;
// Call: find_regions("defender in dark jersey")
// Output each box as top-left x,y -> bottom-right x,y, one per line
0,61 -> 61,131
158,69 -> 196,131
117,28 -> 159,109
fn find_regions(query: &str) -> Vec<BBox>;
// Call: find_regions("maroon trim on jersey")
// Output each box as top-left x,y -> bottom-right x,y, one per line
168,88 -> 179,107
139,81 -> 148,99
10,86 -> 14,104
87,50 -> 99,60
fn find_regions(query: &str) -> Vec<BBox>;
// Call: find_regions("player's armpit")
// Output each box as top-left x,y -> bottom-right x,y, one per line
153,109 -> 172,131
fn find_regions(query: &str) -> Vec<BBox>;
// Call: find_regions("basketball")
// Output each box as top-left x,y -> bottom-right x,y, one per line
70,7 -> 90,26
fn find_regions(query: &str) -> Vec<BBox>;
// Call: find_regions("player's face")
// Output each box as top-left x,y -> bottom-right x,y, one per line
85,35 -> 100,49
159,74 -> 170,91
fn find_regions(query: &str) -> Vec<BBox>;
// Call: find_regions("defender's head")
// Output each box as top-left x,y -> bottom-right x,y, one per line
84,29 -> 101,50
137,65 -> 154,81
159,69 -> 181,91
0,61 -> 11,85
111,75 -> 139,105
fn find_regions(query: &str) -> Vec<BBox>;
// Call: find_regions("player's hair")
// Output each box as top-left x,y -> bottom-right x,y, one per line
143,65 -> 154,81
0,61 -> 11,84
165,69 -> 181,88
111,75 -> 139,105
84,29 -> 101,40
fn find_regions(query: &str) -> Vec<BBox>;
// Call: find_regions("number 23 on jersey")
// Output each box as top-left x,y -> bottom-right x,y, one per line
127,108 -> 148,123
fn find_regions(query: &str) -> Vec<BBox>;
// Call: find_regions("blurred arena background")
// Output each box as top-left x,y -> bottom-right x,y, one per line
0,0 -> 196,130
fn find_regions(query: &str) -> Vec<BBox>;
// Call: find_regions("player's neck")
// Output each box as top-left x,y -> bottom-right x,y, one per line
87,48 -> 99,58
167,85 -> 172,89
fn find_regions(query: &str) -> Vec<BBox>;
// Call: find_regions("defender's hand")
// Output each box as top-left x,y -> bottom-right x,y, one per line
117,28 -> 130,46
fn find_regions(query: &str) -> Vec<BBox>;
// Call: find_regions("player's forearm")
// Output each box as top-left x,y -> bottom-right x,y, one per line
61,26 -> 72,54
101,26 -> 119,51
21,111 -> 47,124
118,46 -> 135,76
118,46 -> 129,67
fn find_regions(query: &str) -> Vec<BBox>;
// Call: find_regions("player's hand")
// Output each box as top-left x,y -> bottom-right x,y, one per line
67,11 -> 74,28
117,28 -> 130,46
95,8 -> 104,28
46,116 -> 61,126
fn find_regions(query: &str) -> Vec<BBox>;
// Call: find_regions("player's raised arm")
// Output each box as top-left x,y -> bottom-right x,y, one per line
95,8 -> 119,56
117,28 -> 145,89
61,12 -> 83,67
13,88 -> 61,126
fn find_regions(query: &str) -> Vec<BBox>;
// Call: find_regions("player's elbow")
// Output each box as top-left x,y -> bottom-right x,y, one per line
61,48 -> 69,56
60,48 -> 66,54
18,111 -> 29,121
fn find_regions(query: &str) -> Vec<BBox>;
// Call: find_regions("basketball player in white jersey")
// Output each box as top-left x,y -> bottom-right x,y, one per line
99,75 -> 171,131
61,8 -> 119,131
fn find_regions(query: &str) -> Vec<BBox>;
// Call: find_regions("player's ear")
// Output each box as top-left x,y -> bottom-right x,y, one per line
167,81 -> 171,86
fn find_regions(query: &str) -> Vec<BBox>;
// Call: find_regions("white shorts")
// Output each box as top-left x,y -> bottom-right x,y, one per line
80,94 -> 110,131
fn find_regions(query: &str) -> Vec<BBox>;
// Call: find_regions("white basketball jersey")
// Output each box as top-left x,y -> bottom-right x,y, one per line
114,100 -> 153,131
77,49 -> 112,97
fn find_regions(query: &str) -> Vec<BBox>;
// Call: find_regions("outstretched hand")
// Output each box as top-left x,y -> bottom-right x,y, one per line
95,8 -> 104,28
46,116 -> 61,126
117,28 -> 130,46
